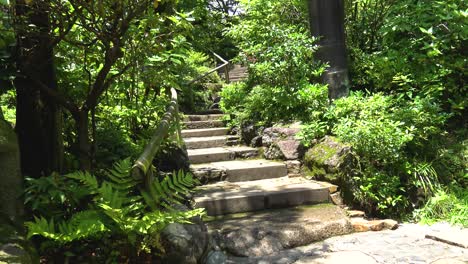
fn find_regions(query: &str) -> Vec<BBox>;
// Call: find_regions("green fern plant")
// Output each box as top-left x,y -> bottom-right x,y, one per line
141,170 -> 200,211
25,158 -> 204,255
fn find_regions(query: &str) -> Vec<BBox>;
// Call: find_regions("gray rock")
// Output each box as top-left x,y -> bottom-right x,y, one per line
261,127 -> 304,161
264,143 -> 284,160
205,250 -> 227,264
241,123 -> 256,145
261,127 -> 301,148
285,160 -> 302,175
0,116 -> 22,218
161,216 -> 210,264
276,140 -> 304,160
250,136 -> 262,148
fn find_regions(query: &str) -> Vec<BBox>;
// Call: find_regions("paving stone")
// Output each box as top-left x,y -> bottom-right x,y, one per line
230,224 -> 468,264
426,227 -> 468,248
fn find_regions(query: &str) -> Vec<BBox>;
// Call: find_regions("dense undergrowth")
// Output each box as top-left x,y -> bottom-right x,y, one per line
220,0 -> 467,224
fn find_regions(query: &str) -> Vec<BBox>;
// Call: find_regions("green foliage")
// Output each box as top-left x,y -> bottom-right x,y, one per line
298,92 -> 453,216
25,159 -> 204,260
221,0 -> 328,127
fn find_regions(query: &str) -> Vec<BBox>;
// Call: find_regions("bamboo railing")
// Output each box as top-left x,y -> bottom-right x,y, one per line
131,88 -> 181,186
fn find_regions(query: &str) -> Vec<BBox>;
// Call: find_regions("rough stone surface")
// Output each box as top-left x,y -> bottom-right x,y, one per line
277,140 -> 304,160
262,127 -> 301,146
160,216 -> 209,264
0,117 -> 22,218
208,205 -> 353,257
191,167 -> 227,183
205,250 -> 227,264
285,160 -> 302,175
261,127 -> 304,161
347,210 -> 365,218
330,192 -> 344,206
227,223 -> 468,264
264,143 -> 284,160
303,136 -> 354,184
425,223 -> 468,249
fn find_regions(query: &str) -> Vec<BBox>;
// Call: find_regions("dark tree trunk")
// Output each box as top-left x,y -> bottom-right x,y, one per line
308,0 -> 350,100
76,110 -> 92,171
14,0 -> 63,177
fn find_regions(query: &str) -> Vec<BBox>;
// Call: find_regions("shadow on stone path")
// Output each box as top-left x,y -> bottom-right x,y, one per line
227,223 -> 468,264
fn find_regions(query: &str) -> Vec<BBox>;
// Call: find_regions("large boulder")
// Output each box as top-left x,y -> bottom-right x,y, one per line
159,205 -> 210,264
208,205 -> 353,257
0,116 -> 22,219
303,136 -> 354,184
262,126 -> 305,160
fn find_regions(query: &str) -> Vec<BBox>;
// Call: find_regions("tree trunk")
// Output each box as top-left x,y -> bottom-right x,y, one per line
308,0 -> 350,100
14,0 -> 63,177
76,110 -> 92,171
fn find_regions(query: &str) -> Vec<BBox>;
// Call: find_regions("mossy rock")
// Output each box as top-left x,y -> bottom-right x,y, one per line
303,136 -> 353,184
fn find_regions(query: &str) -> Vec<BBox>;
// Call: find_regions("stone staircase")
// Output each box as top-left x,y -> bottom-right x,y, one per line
182,114 -> 333,216
182,113 -> 354,258
227,64 -> 248,83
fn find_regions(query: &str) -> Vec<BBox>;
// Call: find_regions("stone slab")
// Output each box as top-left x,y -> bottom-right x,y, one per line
193,177 -> 329,215
426,228 -> 468,248
184,136 -> 229,149
184,114 -> 223,122
207,204 -> 352,257
191,159 -> 288,182
188,146 -> 258,164
183,120 -> 224,129
181,127 -> 229,138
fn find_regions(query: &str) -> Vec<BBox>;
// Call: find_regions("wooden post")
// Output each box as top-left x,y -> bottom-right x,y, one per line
308,0 -> 349,100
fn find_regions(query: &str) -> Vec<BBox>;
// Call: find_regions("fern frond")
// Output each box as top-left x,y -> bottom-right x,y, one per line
105,158 -> 139,191
26,210 -> 108,244
67,171 -> 99,193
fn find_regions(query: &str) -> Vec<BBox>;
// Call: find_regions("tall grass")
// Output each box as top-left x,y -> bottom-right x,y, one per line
414,185 -> 468,227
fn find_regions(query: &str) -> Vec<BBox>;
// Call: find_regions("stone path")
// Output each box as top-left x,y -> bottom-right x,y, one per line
227,223 -> 468,264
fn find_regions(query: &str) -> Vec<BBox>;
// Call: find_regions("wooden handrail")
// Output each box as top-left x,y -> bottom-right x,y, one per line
187,51 -> 230,85
131,87 -> 181,186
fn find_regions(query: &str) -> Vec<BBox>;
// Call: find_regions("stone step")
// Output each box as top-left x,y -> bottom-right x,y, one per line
183,120 -> 224,129
205,204 -> 352,257
184,135 -> 239,149
183,114 -> 223,122
181,127 -> 229,138
191,159 -> 287,182
188,146 -> 258,164
193,177 -> 329,216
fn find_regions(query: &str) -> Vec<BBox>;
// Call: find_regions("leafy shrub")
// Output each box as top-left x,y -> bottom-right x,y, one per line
298,92 -> 452,216
346,0 -> 467,115
25,159 -> 204,262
